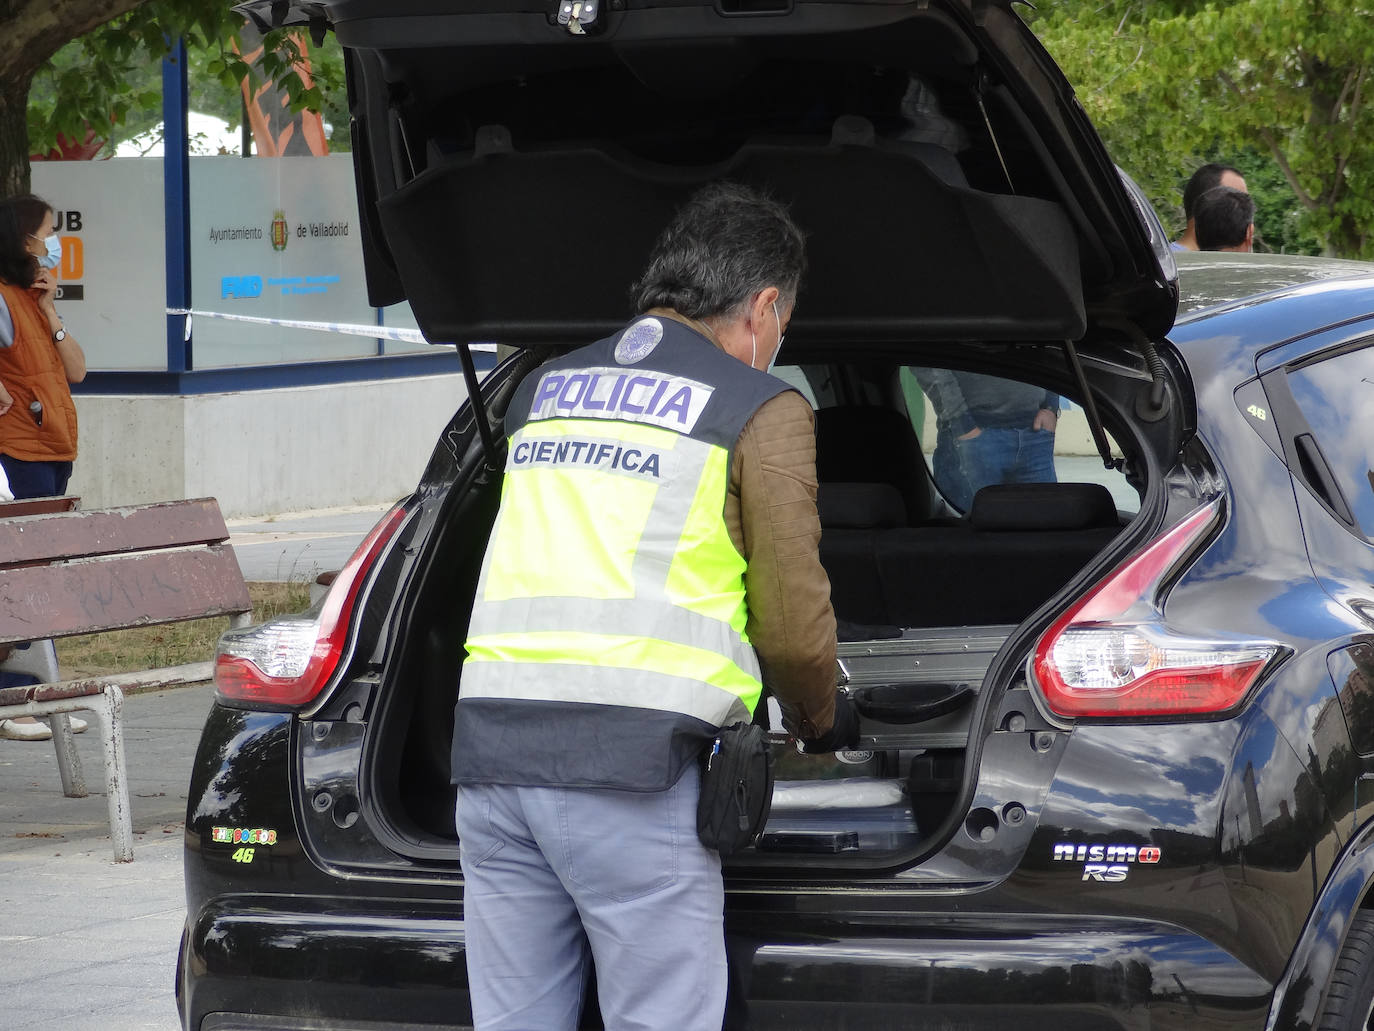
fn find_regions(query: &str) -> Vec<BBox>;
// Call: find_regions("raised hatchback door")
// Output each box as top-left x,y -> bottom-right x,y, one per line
238,0 -> 1178,350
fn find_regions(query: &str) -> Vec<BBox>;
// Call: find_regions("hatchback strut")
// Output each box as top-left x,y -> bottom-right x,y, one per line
975,70 -> 1015,194
1062,339 -> 1122,471
456,342 -> 502,474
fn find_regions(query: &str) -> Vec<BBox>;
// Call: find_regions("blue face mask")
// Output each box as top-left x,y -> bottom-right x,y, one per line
32,233 -> 61,271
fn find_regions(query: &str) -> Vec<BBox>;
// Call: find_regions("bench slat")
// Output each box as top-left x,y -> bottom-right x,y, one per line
0,497 -> 231,567
0,545 -> 251,644
0,495 -> 80,519
0,662 -> 214,707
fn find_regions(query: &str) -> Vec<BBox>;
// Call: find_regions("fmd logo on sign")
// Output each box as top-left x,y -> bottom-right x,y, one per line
51,209 -> 84,301
221,275 -> 264,299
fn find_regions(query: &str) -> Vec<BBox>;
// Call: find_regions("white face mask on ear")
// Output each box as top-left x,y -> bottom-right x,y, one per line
749,299 -> 787,373
767,300 -> 785,374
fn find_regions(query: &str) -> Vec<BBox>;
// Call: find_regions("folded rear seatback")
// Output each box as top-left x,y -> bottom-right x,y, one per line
820,482 -> 1122,630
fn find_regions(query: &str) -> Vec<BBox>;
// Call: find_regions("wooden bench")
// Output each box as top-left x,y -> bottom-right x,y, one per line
0,496 -> 251,861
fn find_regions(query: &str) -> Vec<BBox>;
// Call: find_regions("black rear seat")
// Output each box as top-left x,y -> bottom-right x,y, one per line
821,482 -> 1122,629
817,483 -> 907,627
814,406 -> 936,525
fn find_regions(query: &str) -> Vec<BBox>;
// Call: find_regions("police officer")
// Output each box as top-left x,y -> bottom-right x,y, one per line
453,181 -> 857,1030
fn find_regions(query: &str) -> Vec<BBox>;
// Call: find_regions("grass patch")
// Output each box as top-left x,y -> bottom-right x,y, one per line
55,581 -> 312,678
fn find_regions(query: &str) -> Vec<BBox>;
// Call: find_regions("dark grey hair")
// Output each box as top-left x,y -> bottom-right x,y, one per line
632,182 -> 806,320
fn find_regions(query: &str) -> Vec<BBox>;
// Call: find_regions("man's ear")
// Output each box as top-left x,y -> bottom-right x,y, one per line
1244,223 -> 1255,252
749,286 -> 781,333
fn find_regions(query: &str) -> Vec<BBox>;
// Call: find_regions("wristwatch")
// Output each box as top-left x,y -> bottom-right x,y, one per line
52,327 -> 66,343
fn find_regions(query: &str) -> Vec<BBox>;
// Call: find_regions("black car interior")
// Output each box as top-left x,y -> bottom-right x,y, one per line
819,479 -> 1123,630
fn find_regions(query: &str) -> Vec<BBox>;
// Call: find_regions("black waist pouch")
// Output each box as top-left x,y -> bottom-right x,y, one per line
697,721 -> 774,856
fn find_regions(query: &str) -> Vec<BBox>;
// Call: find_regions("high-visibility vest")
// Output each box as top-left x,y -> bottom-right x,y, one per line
453,315 -> 791,790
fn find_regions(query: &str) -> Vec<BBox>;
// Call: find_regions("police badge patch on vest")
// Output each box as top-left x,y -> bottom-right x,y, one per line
614,316 -> 664,364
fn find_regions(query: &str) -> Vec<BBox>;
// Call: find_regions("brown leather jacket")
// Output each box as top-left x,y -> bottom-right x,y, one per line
651,309 -> 839,738
0,281 -> 78,463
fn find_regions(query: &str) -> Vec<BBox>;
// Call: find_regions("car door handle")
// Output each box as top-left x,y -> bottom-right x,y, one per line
1293,432 -> 1356,526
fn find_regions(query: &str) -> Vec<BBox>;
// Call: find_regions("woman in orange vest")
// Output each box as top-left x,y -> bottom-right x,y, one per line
0,194 -> 87,741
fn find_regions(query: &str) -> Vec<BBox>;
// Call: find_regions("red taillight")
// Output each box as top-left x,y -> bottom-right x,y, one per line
1032,501 -> 1281,718
214,504 -> 409,708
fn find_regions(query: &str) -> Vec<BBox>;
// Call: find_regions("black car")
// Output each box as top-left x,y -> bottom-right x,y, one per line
180,1 -> 1374,1028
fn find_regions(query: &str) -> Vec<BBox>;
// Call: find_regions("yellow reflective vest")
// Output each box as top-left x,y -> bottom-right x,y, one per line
453,315 -> 792,790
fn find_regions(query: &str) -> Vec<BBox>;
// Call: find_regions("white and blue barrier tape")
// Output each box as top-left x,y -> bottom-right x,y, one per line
166,308 -> 497,351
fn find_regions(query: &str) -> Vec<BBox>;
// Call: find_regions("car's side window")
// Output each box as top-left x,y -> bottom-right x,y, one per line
1284,345 -> 1374,537
903,366 -> 1138,515
771,364 -> 821,408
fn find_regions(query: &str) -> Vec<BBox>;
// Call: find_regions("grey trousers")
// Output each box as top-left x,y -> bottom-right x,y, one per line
456,764 -> 726,1031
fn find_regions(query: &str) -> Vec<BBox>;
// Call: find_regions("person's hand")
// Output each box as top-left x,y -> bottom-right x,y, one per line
31,269 -> 58,314
0,380 -> 12,417
956,426 -> 982,441
1033,408 -> 1058,432
801,690 -> 861,754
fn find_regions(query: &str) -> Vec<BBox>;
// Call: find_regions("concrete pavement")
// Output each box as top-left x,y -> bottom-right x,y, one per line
0,501 -> 390,1027
0,682 -> 218,1031
0,504 -> 386,1030
227,502 -> 391,583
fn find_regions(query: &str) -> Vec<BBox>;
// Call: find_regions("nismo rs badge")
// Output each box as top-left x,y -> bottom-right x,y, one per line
1052,842 -> 1161,882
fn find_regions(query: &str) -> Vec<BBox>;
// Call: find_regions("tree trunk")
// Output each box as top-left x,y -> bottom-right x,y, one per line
0,0 -> 153,198
0,69 -> 34,198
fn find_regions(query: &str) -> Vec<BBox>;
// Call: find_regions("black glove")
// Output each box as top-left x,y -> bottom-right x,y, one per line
801,690 -> 861,754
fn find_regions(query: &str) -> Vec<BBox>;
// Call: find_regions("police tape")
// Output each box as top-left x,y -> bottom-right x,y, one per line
165,308 -> 497,351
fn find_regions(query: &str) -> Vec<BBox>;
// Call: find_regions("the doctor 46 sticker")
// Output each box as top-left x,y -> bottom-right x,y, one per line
1053,842 -> 1162,882
211,826 -> 278,865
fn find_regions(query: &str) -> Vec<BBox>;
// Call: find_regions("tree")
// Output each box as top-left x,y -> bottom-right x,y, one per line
27,28 -> 349,159
1027,0 -> 1374,257
3,0 -> 331,196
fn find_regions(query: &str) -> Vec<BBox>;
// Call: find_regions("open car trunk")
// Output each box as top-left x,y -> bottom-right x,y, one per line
252,0 -> 1186,876
358,342 -> 1184,877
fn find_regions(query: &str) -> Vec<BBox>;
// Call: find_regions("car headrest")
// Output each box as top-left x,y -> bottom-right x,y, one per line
814,406 -> 933,523
817,483 -> 907,529
969,483 -> 1119,532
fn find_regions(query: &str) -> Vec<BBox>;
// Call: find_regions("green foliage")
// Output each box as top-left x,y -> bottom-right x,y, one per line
1027,0 -> 1374,257
25,1 -> 347,158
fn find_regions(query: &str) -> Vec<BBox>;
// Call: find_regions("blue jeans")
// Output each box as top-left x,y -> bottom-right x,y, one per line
945,427 -> 1056,510
456,763 -> 726,1031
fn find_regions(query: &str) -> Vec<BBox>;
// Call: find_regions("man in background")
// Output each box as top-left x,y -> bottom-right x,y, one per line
1173,163 -> 1248,252
1194,186 -> 1256,252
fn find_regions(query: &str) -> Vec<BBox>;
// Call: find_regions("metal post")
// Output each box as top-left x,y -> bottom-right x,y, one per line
163,38 -> 192,373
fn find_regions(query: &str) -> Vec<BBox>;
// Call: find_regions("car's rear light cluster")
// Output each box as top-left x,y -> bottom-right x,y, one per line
214,504 -> 408,709
1032,501 -> 1282,718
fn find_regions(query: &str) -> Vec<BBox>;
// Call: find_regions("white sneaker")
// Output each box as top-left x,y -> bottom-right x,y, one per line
0,718 -> 53,741
52,715 -> 88,734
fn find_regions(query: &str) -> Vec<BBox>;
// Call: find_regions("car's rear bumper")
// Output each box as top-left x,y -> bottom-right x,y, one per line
179,894 -> 1273,1031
